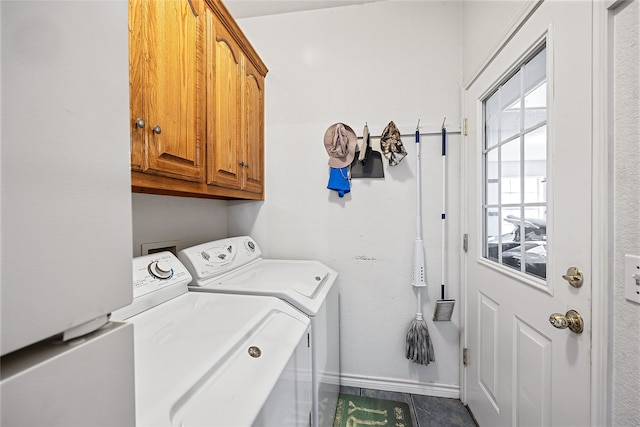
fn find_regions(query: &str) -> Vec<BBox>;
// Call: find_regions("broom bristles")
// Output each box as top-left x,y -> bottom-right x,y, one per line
406,318 -> 435,365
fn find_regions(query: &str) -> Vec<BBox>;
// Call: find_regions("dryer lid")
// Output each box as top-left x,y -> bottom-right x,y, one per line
192,259 -> 337,316
220,260 -> 330,297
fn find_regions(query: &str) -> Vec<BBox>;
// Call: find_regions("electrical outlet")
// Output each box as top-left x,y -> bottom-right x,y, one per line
624,254 -> 640,304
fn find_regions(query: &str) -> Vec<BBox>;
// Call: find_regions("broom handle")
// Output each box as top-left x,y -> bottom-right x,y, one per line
441,126 -> 447,300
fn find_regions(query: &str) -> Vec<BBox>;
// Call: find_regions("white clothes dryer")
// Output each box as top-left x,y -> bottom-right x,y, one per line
112,252 -> 312,427
179,236 -> 340,427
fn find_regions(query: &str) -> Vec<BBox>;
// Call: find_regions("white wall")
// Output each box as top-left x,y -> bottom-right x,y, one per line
229,0 -> 463,395
611,1 -> 640,425
461,0 -> 534,86
131,194 -> 228,257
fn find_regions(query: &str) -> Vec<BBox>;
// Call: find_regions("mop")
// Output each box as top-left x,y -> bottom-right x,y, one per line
433,121 -> 456,321
405,120 -> 435,365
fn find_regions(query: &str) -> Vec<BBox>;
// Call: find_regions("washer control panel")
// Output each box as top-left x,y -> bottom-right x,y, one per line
133,252 -> 192,299
178,236 -> 262,282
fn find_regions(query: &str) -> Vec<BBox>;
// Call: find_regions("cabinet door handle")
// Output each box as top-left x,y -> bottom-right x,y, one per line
152,125 -> 162,135
135,118 -> 146,129
239,161 -> 249,168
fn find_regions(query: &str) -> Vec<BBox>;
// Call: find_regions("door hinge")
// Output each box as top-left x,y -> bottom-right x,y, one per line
463,118 -> 468,136
463,348 -> 469,366
463,234 -> 468,253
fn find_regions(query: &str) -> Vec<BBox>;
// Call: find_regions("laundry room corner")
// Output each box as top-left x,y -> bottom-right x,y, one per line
228,1 -> 463,397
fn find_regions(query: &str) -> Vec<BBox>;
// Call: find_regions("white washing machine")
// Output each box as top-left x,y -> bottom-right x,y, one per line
112,252 -> 312,427
179,236 -> 340,427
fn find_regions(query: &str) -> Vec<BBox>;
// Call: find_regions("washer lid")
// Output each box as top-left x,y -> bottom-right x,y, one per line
190,259 -> 338,316
128,292 -> 309,427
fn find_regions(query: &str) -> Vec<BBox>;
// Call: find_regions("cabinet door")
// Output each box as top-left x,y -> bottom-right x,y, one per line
142,0 -> 205,182
242,58 -> 265,194
206,9 -> 242,189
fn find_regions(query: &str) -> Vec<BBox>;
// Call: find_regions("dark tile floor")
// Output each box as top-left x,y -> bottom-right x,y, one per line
339,386 -> 478,427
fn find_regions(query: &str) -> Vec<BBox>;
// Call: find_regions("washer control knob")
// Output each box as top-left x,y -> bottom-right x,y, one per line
148,260 -> 173,279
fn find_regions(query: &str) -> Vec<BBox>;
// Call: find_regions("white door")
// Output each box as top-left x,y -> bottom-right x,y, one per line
463,2 -> 592,426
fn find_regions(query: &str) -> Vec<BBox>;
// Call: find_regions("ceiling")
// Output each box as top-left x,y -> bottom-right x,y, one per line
223,0 -> 385,19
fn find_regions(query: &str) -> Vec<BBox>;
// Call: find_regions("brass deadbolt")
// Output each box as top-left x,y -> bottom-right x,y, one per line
562,267 -> 584,288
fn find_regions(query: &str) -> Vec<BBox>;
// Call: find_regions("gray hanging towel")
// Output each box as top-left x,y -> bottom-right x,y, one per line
357,123 -> 369,162
380,121 -> 407,166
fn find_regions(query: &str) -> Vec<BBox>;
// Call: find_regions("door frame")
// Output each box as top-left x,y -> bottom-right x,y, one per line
459,1 -> 612,425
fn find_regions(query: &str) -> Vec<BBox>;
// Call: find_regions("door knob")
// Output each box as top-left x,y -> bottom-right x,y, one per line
152,125 -> 162,135
549,309 -> 584,334
562,267 -> 583,288
135,118 -> 145,129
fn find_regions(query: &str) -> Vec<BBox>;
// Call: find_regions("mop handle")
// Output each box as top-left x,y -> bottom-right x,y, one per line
441,125 -> 447,300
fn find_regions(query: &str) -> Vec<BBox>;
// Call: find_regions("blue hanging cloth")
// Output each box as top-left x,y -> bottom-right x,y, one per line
327,167 -> 351,197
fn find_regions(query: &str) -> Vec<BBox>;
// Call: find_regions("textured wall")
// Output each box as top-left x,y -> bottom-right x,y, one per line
230,1 -> 463,395
612,1 -> 640,425
460,0 -> 530,86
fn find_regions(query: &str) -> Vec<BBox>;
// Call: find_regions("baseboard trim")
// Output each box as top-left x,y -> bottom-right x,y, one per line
339,373 -> 460,399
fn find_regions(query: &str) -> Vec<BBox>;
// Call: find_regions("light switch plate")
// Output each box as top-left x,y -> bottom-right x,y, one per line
624,254 -> 640,304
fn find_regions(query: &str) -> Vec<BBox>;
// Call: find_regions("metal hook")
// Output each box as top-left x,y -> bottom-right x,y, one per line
442,116 -> 447,129
416,119 -> 420,131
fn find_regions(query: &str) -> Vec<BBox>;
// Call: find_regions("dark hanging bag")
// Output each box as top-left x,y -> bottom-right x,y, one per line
350,131 -> 385,178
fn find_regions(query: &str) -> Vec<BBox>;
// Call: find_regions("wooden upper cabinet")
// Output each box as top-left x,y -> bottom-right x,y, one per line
207,8 -> 242,190
130,0 -> 205,182
206,7 -> 265,195
130,0 -> 267,200
242,59 -> 265,194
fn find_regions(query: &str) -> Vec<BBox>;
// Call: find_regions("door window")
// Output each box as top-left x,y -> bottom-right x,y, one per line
482,46 -> 547,280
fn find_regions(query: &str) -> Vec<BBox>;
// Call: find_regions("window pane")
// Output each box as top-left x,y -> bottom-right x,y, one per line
524,244 -> 546,279
500,69 -> 522,142
486,148 -> 499,205
502,208 -> 523,246
500,139 -> 521,204
501,207 -> 522,271
485,92 -> 500,149
523,208 -> 546,242
524,48 -> 547,129
485,207 -> 500,261
524,209 -> 547,279
524,82 -> 547,129
524,125 -> 547,203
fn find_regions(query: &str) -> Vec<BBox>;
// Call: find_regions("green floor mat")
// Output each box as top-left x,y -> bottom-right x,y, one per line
333,393 -> 414,427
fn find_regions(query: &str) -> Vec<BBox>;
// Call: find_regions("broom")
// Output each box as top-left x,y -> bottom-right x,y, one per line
405,120 -> 435,365
433,120 -> 456,321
